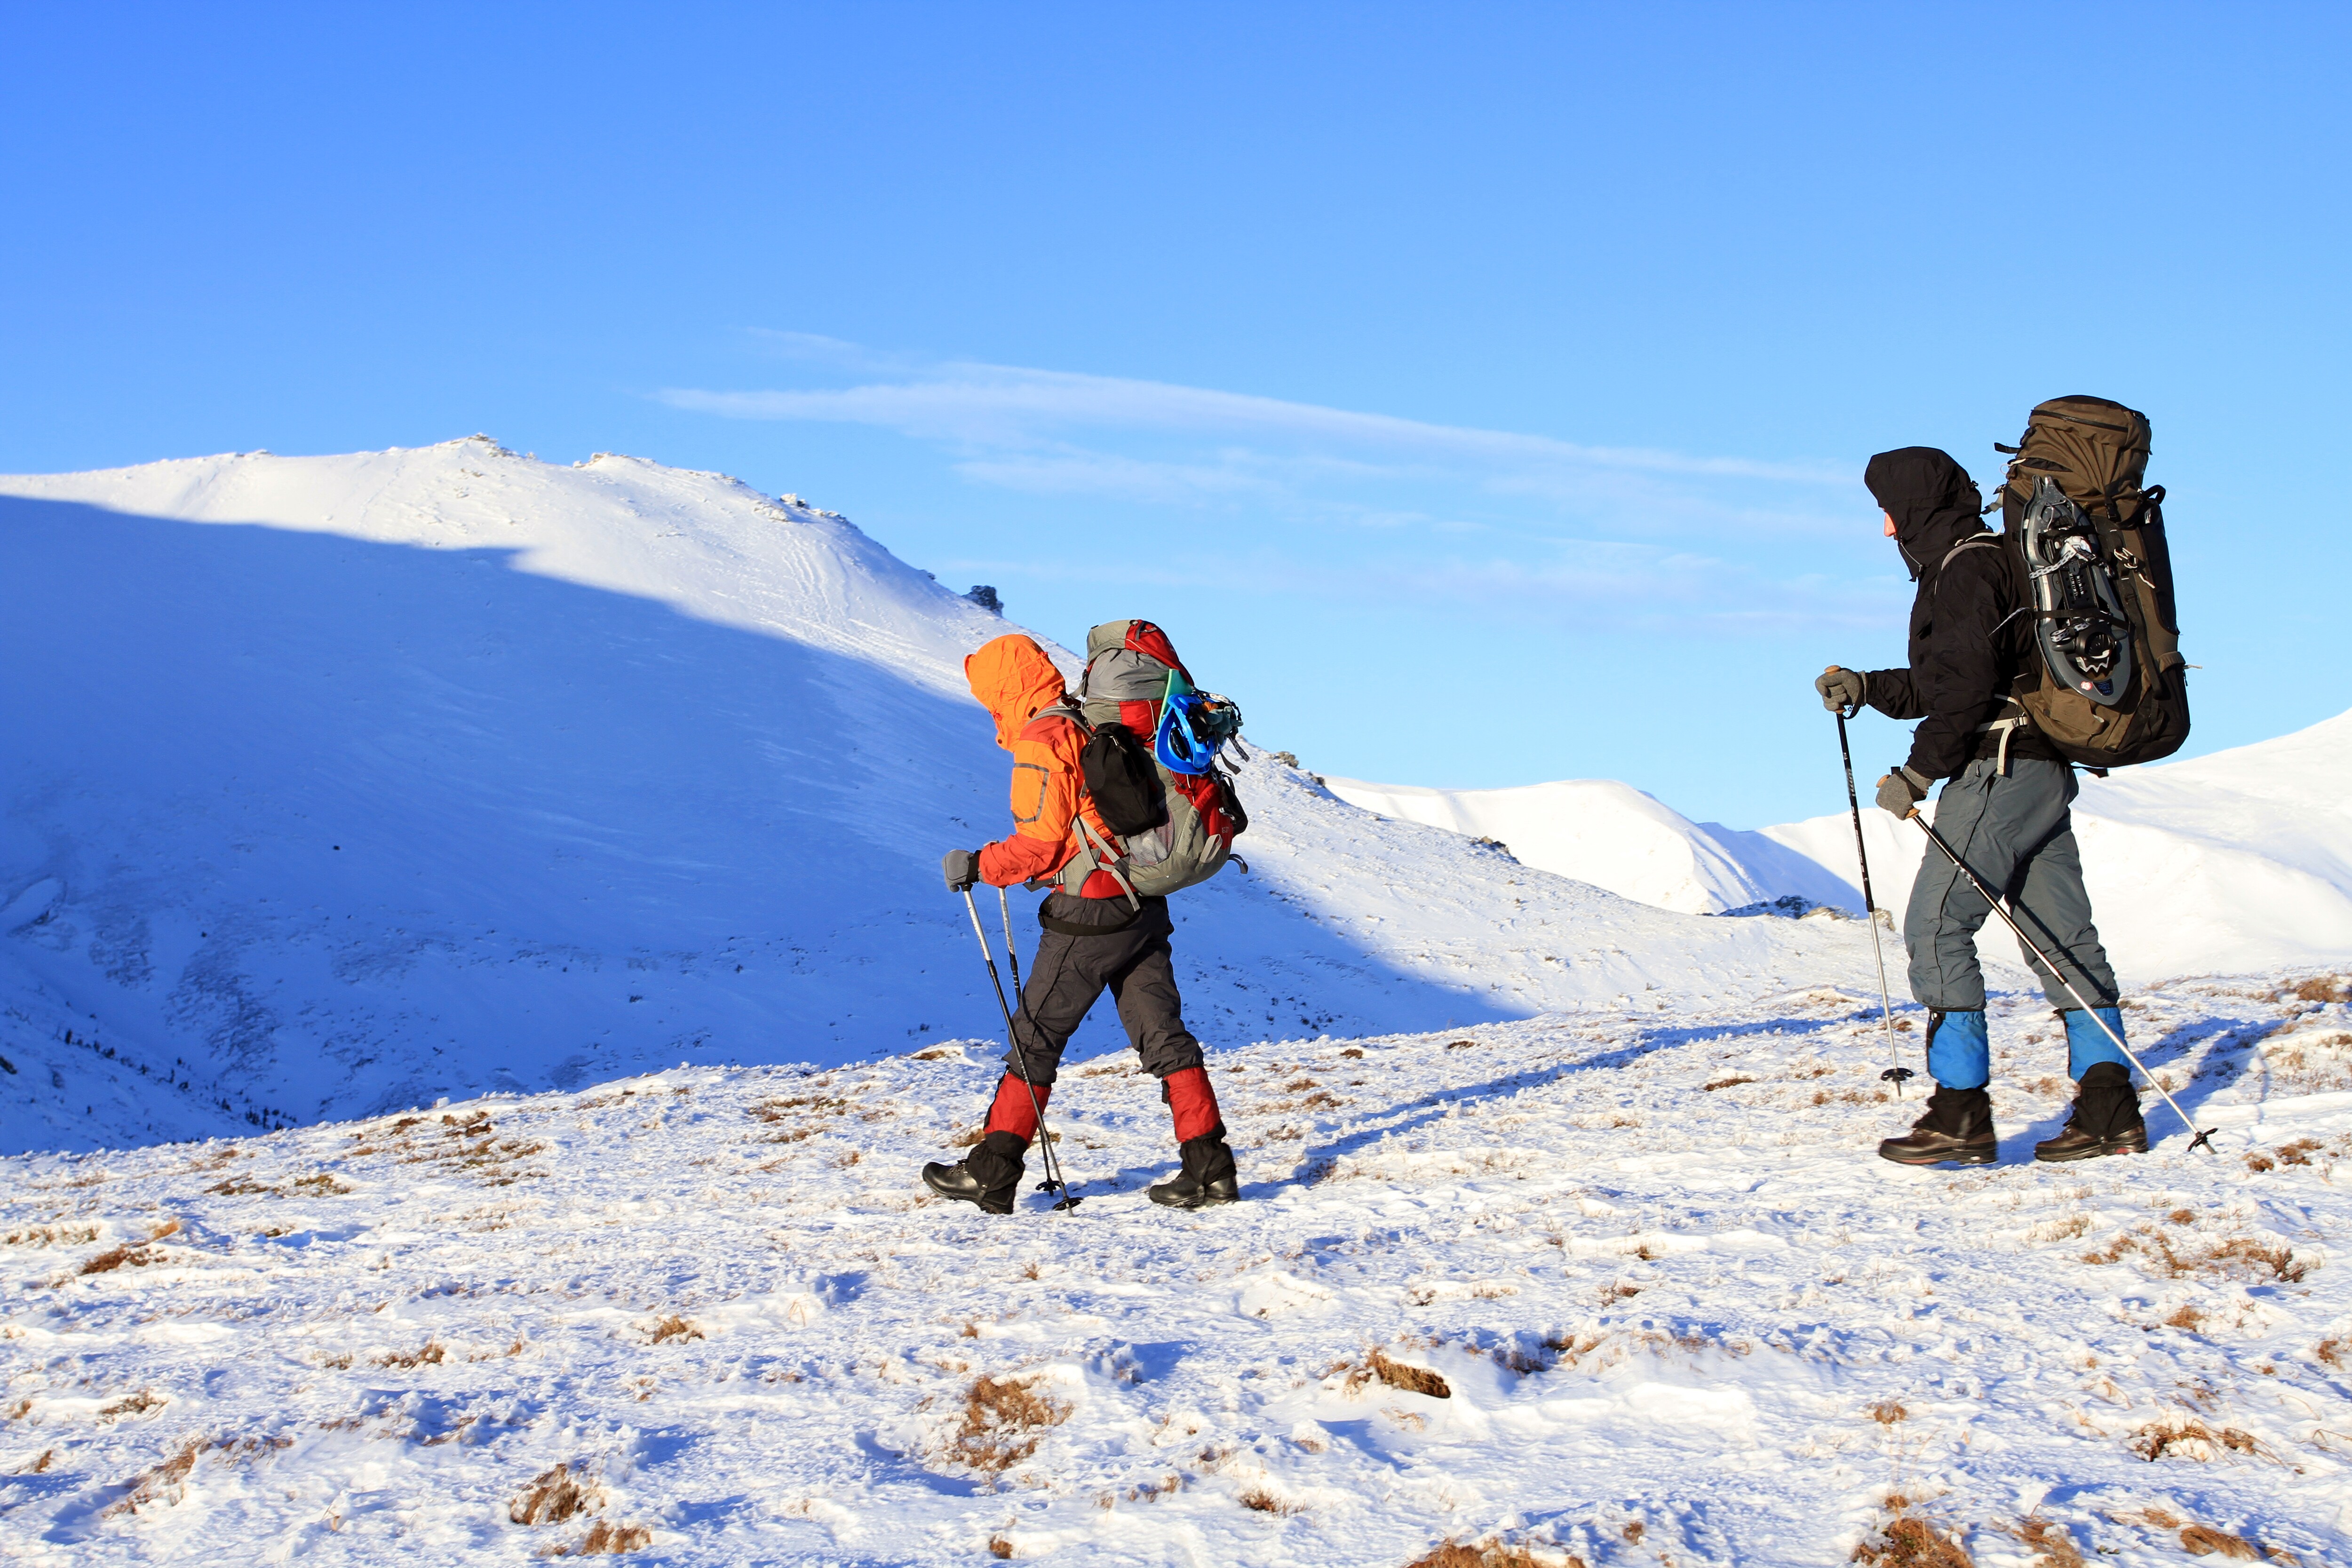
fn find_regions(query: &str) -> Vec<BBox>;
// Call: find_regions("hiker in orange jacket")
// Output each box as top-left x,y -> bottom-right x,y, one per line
922,632 -> 1237,1213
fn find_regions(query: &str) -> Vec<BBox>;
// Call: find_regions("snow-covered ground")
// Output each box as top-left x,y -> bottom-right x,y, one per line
7,973 -> 2352,1565
8,442 -> 2352,1565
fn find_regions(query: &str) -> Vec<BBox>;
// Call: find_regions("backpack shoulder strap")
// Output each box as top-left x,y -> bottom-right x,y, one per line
1933,531 -> 2018,608
1029,701 -> 1091,736
1938,532 -> 2002,572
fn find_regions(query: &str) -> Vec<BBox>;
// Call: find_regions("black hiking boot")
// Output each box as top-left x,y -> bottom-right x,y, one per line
922,1132 -> 1025,1214
1148,1132 -> 1239,1210
2034,1062 -> 2149,1162
1877,1086 -> 1997,1166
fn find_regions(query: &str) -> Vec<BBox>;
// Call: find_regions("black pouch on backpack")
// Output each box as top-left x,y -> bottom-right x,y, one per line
1079,724 -> 1169,836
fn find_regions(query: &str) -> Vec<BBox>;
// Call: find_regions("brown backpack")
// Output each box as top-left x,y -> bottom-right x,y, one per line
1993,395 -> 2190,769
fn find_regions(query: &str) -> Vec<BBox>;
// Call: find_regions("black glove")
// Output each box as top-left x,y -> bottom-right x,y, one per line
1875,765 -> 1932,818
942,849 -> 980,891
1815,666 -> 1867,714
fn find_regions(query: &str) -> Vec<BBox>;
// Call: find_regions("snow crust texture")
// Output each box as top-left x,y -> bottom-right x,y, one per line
6,975 -> 2352,1565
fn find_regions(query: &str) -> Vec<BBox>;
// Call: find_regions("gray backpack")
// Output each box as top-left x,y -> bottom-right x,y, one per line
1049,620 -> 1246,901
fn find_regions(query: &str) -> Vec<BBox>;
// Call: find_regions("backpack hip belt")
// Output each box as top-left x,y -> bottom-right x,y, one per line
1063,813 -> 1142,913
1974,698 -> 2032,776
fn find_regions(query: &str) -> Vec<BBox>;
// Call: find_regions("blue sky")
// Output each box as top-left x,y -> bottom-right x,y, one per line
5,3 -> 2346,827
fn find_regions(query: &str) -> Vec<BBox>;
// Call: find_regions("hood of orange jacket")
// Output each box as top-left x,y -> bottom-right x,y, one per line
964,633 -> 1069,751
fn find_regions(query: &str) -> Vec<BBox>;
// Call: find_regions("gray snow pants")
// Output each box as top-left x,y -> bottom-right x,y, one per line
1904,756 -> 2119,1014
1004,893 -> 1204,1087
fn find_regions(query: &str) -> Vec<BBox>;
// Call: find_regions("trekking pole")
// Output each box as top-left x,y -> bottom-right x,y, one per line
960,887 -> 1080,1210
998,886 -> 1024,1008
992,885 -> 1081,1198
1904,812 -> 2216,1155
1836,707 -> 1912,1097
994,885 -> 1062,1189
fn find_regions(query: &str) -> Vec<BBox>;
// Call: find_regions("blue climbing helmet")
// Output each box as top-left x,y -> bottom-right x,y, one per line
1154,668 -> 1244,776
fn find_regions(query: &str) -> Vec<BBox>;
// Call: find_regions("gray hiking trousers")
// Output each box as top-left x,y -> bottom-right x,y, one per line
1904,756 -> 2119,1014
1004,893 -> 1204,1086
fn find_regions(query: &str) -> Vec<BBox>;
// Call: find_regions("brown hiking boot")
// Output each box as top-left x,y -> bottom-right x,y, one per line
2034,1063 -> 2148,1162
1878,1086 -> 1997,1166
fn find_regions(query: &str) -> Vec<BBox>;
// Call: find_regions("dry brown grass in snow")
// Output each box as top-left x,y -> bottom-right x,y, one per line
1403,1540 -> 1580,1568
1850,1514 -> 1974,1567
98,1388 -> 166,1421
949,1374 -> 1071,1473
102,1434 -> 289,1517
510,1462 -> 603,1526
2082,1226 -> 2308,1284
2108,1506 -> 2296,1562
2131,1413 -> 2260,1462
1337,1346 -> 1452,1400
544,1520 -> 654,1555
1992,1517 -> 2084,1568
2177,1524 -> 2262,1559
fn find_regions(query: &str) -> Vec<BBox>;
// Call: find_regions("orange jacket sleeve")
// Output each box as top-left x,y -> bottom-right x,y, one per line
977,718 -> 1081,888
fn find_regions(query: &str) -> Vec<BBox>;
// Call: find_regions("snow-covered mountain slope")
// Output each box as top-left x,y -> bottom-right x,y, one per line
1322,776 -> 1857,916
1759,712 -> 2352,982
0,442 -> 1884,1155
6,971 -> 2349,1566
1335,710 -> 2352,985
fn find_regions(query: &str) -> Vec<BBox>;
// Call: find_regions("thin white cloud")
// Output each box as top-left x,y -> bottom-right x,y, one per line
659,336 -> 1893,636
661,355 -> 1851,487
928,537 -> 1907,636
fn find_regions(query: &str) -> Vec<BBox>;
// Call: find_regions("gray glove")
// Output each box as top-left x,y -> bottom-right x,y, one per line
1875,764 -> 1932,818
1815,666 -> 1867,714
942,848 -> 980,891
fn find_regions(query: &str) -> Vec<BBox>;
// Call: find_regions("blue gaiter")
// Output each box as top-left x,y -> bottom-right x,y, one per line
2065,1007 -> 2130,1079
1926,1009 -> 1990,1090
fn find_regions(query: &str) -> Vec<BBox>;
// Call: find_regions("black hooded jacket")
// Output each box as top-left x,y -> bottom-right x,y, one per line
1861,446 -> 2056,780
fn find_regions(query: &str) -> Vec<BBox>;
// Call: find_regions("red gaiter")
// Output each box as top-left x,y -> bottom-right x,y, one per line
1161,1066 -> 1223,1144
981,1073 -> 1052,1145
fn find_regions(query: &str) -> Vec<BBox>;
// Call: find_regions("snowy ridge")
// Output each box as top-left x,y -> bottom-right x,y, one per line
1321,776 -> 1857,916
5,974 -> 2350,1563
0,442 -> 1883,1155
1758,712 -> 2352,983
1333,710 -> 2352,984
2,440 -> 1003,700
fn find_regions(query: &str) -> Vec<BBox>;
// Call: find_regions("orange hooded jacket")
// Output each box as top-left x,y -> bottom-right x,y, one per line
963,633 -> 1126,897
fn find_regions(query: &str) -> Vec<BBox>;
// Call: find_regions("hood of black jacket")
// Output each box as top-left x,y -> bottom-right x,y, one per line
1865,446 -> 1988,580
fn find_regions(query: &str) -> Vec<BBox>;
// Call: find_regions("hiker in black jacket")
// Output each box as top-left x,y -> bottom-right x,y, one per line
1815,446 -> 2144,1167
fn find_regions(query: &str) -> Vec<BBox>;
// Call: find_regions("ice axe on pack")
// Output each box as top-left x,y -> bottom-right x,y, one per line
1831,698 -> 1913,1097
1896,801 -> 2217,1156
957,885 -> 1081,1210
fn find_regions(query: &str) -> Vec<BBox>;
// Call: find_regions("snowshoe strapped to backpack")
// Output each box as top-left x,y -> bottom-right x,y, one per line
1058,620 -> 1248,899
1994,396 -> 2189,769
